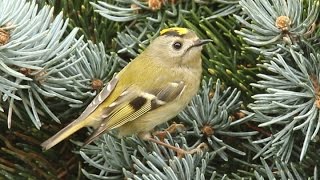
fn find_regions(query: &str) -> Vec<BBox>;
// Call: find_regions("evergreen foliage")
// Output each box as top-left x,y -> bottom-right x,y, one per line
0,0 -> 319,179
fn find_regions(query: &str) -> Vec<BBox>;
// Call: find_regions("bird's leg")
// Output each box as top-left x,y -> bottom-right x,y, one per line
139,131 -> 207,157
152,122 -> 186,141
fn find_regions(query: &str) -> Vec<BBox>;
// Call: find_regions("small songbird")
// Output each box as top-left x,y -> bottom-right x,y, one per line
41,27 -> 212,151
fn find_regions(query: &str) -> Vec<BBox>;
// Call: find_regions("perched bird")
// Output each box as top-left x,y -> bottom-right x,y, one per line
41,27 -> 212,151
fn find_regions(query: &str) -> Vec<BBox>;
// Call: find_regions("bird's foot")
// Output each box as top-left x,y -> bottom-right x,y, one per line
153,123 -> 185,141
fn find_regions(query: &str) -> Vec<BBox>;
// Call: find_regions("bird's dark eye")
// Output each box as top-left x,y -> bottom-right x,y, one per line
173,41 -> 182,50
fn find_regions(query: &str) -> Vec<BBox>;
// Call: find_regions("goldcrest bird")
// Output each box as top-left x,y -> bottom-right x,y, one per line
41,27 -> 212,151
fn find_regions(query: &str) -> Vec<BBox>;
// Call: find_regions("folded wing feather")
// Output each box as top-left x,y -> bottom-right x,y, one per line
83,81 -> 186,145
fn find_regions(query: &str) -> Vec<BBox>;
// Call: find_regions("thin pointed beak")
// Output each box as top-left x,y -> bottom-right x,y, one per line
193,39 -> 213,47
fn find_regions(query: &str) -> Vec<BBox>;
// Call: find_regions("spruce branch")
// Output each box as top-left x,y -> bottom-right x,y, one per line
91,0 -> 188,22
205,0 -> 241,19
80,135 -> 134,179
115,25 -> 156,58
179,79 -> 257,161
196,15 -> 259,99
236,157 -> 318,179
234,0 -> 319,56
80,132 -> 227,180
235,139 -> 319,179
57,40 -> 121,104
249,48 -> 320,161
43,0 -> 121,46
0,0 -> 88,128
124,149 -> 214,180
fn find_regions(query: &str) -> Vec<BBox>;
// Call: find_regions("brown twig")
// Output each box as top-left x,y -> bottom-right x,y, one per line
245,123 -> 271,137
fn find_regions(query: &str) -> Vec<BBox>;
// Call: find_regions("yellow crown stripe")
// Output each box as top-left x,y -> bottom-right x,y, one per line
160,27 -> 189,36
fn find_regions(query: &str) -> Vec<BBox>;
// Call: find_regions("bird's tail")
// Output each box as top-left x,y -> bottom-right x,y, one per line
41,118 -> 90,151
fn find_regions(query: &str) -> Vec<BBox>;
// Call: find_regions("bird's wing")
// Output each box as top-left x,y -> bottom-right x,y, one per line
75,75 -> 119,122
83,81 -> 186,145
